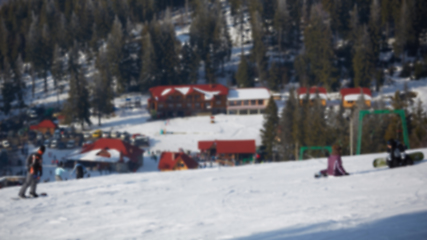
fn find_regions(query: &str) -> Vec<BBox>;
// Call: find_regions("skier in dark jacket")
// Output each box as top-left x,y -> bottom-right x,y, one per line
318,145 -> 349,177
386,139 -> 412,168
71,161 -> 87,179
18,145 -> 45,198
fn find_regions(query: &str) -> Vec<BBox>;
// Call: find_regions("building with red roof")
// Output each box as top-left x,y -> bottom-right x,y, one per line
340,88 -> 372,108
29,119 -> 57,134
67,138 -> 144,172
148,84 -> 229,118
297,87 -> 328,106
158,152 -> 198,171
198,140 -> 256,165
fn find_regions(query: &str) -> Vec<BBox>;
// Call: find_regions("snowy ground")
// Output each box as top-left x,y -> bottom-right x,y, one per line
1,149 -> 427,239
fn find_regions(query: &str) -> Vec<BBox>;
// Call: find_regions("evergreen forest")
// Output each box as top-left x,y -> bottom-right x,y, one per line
0,0 -> 427,158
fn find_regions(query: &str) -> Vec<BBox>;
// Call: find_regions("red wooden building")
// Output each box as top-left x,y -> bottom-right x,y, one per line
148,84 -> 229,118
340,88 -> 372,108
198,140 -> 256,165
158,152 -> 199,171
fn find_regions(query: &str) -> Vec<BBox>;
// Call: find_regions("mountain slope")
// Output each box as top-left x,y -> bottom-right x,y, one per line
1,149 -> 427,239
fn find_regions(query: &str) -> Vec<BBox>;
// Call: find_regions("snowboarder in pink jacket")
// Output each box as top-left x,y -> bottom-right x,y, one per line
319,145 -> 349,177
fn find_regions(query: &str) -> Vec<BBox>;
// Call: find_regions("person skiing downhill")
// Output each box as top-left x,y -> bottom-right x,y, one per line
317,145 -> 349,177
386,139 -> 412,168
18,145 -> 45,198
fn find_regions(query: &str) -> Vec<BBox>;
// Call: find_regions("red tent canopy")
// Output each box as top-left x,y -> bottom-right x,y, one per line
29,119 -> 57,130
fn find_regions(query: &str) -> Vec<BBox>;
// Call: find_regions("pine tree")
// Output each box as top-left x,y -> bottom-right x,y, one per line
409,100 -> 427,148
107,15 -> 125,92
303,93 -> 327,156
348,4 -> 360,48
304,4 -> 338,90
394,0 -> 416,59
63,44 -> 92,128
274,0 -> 292,55
51,44 -> 66,106
292,93 -> 305,159
294,54 -> 312,87
353,26 -> 374,88
384,91 -> 405,143
190,1 -> 230,83
1,59 -> 15,115
268,62 -> 281,91
260,96 -> 279,160
139,31 -> 157,89
279,88 -> 297,160
13,54 -> 25,108
235,55 -> 253,87
0,18 -> 8,61
322,0 -> 351,38
250,11 -> 268,84
92,53 -> 114,126
179,43 -> 199,84
64,71 -> 92,129
40,23 -> 54,94
368,0 -> 381,63
156,9 -> 181,85
212,6 -> 232,75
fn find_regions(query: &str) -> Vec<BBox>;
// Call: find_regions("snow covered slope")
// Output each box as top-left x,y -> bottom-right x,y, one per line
1,149 -> 427,239
86,107 -> 264,153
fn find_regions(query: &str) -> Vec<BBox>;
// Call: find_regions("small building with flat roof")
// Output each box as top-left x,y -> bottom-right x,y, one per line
227,88 -> 271,115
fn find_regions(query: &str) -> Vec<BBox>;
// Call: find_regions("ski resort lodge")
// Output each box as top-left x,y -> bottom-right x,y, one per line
158,152 -> 198,171
340,88 -> 372,108
198,140 -> 256,165
226,88 -> 271,115
147,84 -> 229,118
297,87 -> 328,106
66,139 -> 144,172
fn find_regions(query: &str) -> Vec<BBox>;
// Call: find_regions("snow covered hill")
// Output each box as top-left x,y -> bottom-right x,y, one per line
1,149 -> 427,239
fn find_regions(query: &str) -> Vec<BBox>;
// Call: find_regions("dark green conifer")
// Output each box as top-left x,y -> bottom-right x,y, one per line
279,88 -> 297,160
260,96 -> 279,160
304,4 -> 338,90
353,26 -> 374,88
268,62 -> 281,91
235,55 -> 253,87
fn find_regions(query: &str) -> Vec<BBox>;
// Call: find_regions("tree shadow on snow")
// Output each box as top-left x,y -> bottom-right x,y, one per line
234,210 -> 427,240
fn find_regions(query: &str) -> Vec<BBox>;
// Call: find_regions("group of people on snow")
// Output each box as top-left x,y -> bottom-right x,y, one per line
18,138 -> 414,197
317,138 -> 411,178
18,145 -> 88,198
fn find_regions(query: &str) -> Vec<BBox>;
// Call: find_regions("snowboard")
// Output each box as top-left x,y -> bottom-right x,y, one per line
314,172 -> 327,178
373,152 -> 424,168
12,193 -> 48,200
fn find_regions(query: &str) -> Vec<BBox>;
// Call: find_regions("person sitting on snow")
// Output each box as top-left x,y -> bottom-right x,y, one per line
386,139 -> 412,168
318,145 -> 349,177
